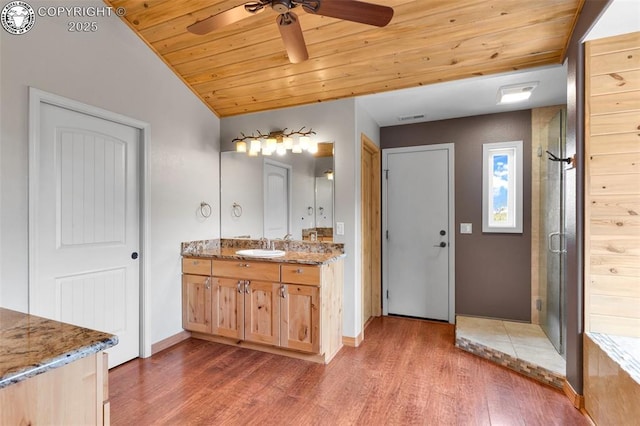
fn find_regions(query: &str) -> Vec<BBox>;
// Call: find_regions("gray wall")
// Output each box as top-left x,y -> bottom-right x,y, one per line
220,100 -> 365,337
0,0 -> 220,348
381,110 -> 532,321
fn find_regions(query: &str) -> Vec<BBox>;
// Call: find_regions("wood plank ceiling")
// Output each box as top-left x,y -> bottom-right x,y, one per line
105,0 -> 584,117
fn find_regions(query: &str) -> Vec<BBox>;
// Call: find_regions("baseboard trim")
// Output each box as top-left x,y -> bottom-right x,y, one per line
563,380 -> 584,410
191,332 -> 336,364
151,330 -> 191,355
343,331 -> 364,348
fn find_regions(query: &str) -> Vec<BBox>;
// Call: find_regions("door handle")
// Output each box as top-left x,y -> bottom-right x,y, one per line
548,232 -> 566,254
131,252 -> 138,260
244,280 -> 250,294
433,242 -> 447,248
237,280 -> 244,294
204,277 -> 211,290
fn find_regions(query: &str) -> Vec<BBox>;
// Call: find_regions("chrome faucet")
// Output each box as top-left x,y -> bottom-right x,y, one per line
283,233 -> 293,241
259,237 -> 270,249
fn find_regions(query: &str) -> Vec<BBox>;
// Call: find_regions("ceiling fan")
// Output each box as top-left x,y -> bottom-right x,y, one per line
187,0 -> 394,63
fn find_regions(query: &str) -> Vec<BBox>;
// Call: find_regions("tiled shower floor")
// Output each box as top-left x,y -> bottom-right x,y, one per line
455,315 -> 566,388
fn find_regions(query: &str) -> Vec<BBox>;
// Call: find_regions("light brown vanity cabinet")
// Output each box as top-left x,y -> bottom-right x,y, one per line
210,277 -> 242,339
182,255 -> 344,363
280,264 -> 321,353
212,260 -> 281,346
181,257 -> 212,334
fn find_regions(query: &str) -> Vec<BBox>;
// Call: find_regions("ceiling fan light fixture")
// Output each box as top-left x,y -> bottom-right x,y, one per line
497,82 -> 538,104
271,0 -> 292,14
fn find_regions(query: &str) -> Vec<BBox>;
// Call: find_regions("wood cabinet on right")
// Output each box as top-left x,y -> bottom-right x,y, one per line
280,283 -> 320,353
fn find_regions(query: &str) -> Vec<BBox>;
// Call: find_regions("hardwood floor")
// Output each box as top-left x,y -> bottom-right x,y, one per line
110,317 -> 589,425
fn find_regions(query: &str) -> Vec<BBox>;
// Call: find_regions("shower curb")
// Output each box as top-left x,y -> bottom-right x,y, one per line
455,335 -> 565,389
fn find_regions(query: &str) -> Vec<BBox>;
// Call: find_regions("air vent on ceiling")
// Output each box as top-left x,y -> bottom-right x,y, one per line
397,114 -> 425,122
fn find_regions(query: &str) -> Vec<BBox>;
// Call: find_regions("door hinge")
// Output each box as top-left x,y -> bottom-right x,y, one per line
386,230 -> 389,239
536,299 -> 542,311
385,169 -> 389,180
386,290 -> 389,299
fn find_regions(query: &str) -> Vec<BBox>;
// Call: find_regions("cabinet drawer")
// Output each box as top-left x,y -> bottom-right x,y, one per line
281,264 -> 321,285
212,259 -> 280,282
182,257 -> 212,275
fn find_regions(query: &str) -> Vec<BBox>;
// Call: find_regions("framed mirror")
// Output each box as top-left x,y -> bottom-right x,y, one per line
220,143 -> 334,241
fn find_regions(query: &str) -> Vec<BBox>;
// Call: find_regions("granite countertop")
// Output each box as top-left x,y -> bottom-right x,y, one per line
0,308 -> 118,389
181,238 -> 346,265
184,247 -> 345,265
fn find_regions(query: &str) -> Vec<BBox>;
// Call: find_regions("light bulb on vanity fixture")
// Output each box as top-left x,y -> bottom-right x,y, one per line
324,169 -> 334,180
232,127 -> 318,157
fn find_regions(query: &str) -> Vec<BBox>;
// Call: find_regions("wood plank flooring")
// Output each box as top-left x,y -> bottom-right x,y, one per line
109,317 -> 589,425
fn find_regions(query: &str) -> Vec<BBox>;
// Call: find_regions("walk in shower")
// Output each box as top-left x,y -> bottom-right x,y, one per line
539,108 -> 567,356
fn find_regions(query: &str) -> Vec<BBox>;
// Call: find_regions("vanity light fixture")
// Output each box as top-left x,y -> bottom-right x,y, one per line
497,82 -> 538,105
233,127 -> 316,156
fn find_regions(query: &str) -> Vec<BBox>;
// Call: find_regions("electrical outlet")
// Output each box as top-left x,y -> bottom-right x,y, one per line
336,222 -> 345,235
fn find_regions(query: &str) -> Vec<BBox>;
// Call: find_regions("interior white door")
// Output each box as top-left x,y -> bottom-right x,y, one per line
383,145 -> 453,321
315,177 -> 334,228
263,161 -> 291,239
32,102 -> 140,367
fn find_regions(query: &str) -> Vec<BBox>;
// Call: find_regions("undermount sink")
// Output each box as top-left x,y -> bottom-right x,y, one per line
235,249 -> 286,258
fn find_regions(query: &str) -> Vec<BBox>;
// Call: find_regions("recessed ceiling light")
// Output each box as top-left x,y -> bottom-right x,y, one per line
497,82 -> 539,104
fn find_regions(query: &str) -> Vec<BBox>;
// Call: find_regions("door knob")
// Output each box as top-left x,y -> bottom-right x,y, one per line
433,242 -> 447,248
131,252 -> 139,260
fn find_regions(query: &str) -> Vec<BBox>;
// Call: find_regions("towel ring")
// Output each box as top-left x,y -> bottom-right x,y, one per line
232,202 -> 243,218
200,202 -> 212,218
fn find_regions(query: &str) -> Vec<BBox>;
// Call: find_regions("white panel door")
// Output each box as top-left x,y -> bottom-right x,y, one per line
383,145 -> 453,321
263,161 -> 291,239
33,102 -> 140,367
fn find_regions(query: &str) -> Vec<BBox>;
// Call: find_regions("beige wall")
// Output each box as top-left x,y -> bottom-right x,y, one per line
584,31 -> 640,337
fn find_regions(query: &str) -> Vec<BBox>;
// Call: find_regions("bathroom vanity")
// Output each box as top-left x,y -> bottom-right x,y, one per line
181,239 -> 345,364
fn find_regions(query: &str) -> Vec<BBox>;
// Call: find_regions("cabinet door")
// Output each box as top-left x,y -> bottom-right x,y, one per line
244,281 -> 280,346
280,284 -> 320,354
182,274 -> 212,333
212,277 -> 244,339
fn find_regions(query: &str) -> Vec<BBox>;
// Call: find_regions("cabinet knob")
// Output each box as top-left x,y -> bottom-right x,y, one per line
295,268 -> 303,274
238,263 -> 250,268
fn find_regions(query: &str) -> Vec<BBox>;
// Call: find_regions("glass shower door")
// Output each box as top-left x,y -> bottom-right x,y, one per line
542,109 -> 566,356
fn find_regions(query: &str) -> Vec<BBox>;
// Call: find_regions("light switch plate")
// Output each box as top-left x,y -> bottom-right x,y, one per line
460,223 -> 472,234
336,222 -> 345,235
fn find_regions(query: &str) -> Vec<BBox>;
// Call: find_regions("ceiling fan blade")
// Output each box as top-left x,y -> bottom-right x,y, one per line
303,0 -> 393,27
277,12 -> 309,64
187,3 -> 264,35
